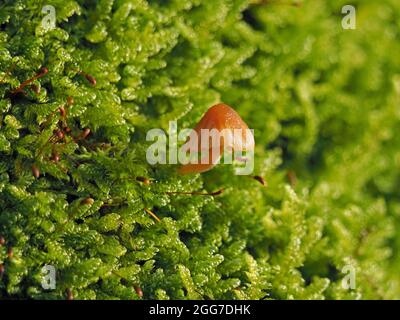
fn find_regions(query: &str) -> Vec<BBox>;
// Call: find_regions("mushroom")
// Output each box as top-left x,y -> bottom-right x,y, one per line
178,103 -> 254,174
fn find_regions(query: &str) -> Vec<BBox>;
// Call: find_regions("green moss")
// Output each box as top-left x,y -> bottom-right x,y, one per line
0,0 -> 400,299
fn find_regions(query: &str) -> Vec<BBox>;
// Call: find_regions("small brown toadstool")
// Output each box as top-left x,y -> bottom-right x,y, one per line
178,103 -> 254,175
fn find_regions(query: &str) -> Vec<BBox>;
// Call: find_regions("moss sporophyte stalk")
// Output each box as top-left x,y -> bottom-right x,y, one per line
0,0 -> 400,300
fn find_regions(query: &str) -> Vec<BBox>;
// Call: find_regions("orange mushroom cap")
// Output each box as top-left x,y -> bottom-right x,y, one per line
178,103 -> 254,175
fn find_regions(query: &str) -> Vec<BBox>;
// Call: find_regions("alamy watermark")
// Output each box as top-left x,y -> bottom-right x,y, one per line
146,121 -> 255,175
41,264 -> 56,290
41,5 -> 56,31
341,264 -> 356,290
342,5 -> 356,30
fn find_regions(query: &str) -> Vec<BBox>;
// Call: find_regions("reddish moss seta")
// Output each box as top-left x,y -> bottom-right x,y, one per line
135,286 -> 143,298
85,74 -> 96,86
32,164 -> 40,179
287,170 -> 297,187
11,66 -> 48,95
136,176 -> 151,185
81,128 -> 91,139
54,129 -> 65,140
79,71 -> 96,86
7,247 -> 13,258
66,288 -> 73,300
252,175 -> 266,186
75,128 -> 91,141
59,106 -> 66,118
51,152 -> 60,162
67,96 -> 74,106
